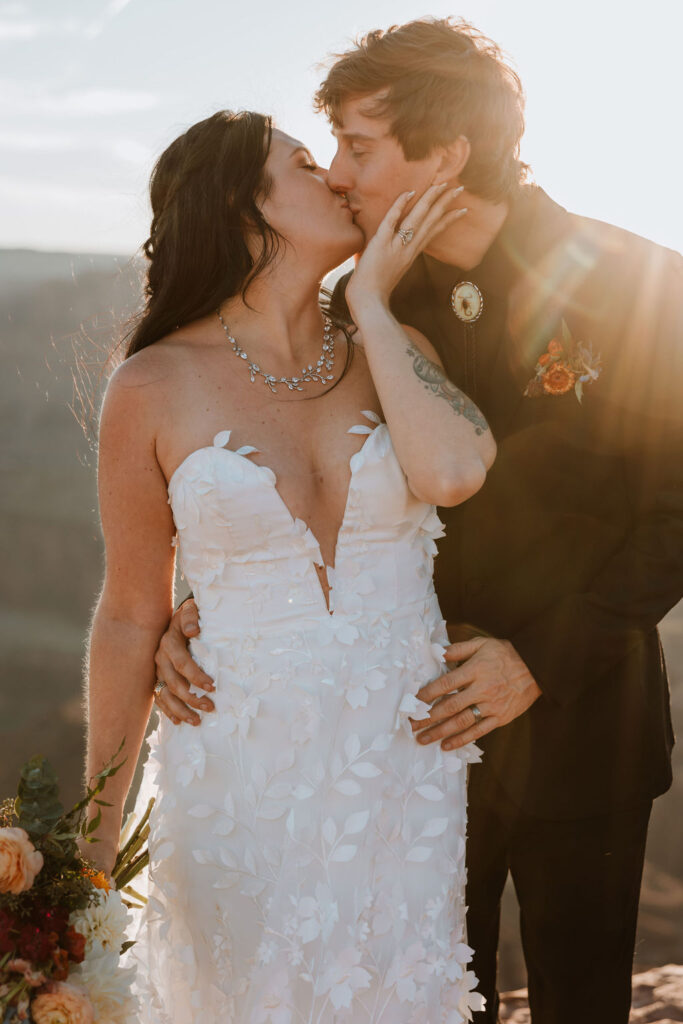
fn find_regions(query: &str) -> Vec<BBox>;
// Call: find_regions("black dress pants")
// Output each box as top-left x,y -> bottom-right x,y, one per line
465,770 -> 652,1024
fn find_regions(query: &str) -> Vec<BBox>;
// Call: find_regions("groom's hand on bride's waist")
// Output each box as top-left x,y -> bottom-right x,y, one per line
153,598 -> 216,726
411,637 -> 541,750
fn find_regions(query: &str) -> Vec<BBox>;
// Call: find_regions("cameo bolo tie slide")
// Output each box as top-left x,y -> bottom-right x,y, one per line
450,282 -> 483,397
450,281 -> 484,325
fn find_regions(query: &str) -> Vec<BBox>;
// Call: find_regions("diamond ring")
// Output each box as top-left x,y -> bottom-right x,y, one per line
397,227 -> 414,246
470,703 -> 482,723
153,679 -> 167,697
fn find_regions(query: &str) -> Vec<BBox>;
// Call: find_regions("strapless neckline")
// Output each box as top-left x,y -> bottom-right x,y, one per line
167,411 -> 384,615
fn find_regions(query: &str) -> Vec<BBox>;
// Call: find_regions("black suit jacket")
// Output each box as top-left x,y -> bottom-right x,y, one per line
331,185 -> 680,818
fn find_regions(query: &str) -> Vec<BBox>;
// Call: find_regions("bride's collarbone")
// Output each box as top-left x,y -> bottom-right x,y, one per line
160,351 -> 379,487
163,410 -> 371,491
171,395 -> 376,468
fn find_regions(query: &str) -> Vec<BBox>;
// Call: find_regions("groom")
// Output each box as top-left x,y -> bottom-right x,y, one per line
151,18 -> 681,1024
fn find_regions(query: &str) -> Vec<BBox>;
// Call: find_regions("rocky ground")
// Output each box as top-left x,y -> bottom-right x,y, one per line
500,965 -> 683,1022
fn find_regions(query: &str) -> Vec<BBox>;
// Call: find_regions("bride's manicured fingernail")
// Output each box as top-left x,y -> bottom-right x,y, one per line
453,185 -> 465,195
405,190 -> 416,198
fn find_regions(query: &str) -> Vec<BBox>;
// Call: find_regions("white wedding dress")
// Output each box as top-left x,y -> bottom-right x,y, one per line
125,411 -> 483,1023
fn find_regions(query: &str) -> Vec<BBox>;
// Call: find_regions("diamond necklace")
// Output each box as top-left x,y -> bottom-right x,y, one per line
216,309 -> 336,394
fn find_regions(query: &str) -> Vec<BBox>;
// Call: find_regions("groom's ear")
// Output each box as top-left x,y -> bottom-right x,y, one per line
433,135 -> 471,186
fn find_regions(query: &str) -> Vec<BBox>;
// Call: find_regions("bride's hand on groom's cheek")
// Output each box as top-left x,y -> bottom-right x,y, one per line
346,183 -> 466,314
153,598 -> 216,726
410,636 -> 541,751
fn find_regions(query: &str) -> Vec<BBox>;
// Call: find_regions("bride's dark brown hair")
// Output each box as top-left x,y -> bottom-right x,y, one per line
73,110 -> 352,445
123,108 -> 354,393
125,110 -> 281,358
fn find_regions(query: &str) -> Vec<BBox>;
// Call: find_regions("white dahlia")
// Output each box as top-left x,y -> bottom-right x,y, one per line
71,948 -> 138,1024
69,889 -> 132,959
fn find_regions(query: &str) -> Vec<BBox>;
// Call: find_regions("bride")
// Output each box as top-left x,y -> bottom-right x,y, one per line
84,109 -> 495,1022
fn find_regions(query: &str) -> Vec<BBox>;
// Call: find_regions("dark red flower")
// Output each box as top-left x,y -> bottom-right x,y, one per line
17,923 -> 57,963
0,907 -> 18,954
33,905 -> 69,937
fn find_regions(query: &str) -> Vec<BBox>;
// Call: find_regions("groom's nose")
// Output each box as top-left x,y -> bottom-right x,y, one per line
327,151 -> 352,195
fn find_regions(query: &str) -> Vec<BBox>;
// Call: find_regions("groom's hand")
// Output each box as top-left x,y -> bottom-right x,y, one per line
153,598 -> 215,725
411,636 -> 541,750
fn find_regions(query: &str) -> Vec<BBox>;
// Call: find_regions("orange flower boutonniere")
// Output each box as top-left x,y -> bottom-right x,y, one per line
524,319 -> 602,403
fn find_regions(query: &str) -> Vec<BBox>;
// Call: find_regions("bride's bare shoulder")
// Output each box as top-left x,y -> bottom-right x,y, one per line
100,335 -> 189,452
103,325 -> 203,417
108,335 -> 180,388
108,314 -> 218,394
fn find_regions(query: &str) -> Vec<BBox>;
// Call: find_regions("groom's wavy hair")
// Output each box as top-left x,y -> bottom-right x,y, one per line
124,110 -> 281,357
315,17 -> 529,203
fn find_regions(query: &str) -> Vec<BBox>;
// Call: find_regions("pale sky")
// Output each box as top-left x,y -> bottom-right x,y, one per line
1,0 -> 682,256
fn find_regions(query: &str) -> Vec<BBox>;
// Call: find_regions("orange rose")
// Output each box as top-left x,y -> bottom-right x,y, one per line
543,363 -> 576,395
0,827 -> 44,895
31,981 -> 95,1024
547,339 -> 563,356
538,353 -> 551,366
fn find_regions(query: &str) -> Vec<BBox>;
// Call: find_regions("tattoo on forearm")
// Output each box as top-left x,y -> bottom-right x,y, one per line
406,341 -> 490,436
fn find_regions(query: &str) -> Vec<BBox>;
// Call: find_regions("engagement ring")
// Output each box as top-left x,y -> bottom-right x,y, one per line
397,227 -> 414,246
154,679 -> 167,697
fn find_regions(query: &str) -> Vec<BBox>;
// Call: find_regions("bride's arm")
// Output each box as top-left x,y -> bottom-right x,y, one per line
346,185 -> 497,506
83,356 -> 176,872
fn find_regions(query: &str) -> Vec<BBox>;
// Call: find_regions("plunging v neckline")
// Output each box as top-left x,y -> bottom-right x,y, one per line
167,413 -> 384,617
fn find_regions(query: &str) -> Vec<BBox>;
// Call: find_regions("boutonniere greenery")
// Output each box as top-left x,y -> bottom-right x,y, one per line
524,319 -> 602,403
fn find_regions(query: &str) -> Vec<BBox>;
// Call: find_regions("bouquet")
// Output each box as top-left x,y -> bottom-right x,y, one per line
0,740 -> 153,1023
